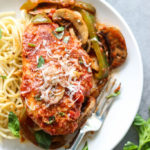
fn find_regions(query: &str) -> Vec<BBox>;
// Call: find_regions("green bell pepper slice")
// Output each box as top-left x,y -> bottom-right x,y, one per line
80,9 -> 109,79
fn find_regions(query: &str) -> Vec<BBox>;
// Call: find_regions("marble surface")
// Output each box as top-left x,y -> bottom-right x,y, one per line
105,0 -> 150,149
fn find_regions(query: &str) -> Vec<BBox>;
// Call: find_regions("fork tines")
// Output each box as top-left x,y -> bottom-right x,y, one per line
95,77 -> 121,119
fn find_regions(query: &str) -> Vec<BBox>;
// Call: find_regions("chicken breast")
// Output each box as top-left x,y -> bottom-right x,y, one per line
20,23 -> 93,135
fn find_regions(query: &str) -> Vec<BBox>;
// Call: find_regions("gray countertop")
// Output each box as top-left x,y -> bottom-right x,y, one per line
105,0 -> 150,149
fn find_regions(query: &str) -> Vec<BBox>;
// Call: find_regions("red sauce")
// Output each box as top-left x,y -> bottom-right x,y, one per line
21,22 -> 93,135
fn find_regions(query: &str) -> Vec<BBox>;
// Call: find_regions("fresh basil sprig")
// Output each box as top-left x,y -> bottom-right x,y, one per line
35,130 -> 52,149
8,112 -> 20,137
123,113 -> 150,150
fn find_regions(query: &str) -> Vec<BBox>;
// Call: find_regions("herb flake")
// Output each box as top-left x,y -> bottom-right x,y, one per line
63,36 -> 70,44
8,112 -> 20,137
35,130 -> 51,149
49,116 -> 55,124
37,56 -> 45,68
106,90 -> 120,99
55,26 -> 64,32
0,75 -> 7,79
58,112 -> 65,117
52,31 -> 64,40
34,94 -> 42,101
28,43 -> 36,47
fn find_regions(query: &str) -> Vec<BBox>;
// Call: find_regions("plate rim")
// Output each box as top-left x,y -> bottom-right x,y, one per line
0,0 -> 144,149
99,0 -> 144,149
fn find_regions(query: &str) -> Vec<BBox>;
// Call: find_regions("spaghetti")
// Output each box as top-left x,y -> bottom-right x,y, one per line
0,12 -> 24,140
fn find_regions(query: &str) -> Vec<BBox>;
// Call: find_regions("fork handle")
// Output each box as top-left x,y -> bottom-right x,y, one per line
66,131 -> 85,150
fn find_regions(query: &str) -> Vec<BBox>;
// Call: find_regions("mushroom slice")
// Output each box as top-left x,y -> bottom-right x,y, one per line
52,9 -> 88,44
78,96 -> 96,128
98,26 -> 127,68
91,56 -> 99,71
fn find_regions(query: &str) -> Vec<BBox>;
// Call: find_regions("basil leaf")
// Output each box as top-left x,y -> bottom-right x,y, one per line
123,141 -> 138,150
106,91 -> 120,99
37,56 -> 45,68
133,114 -> 146,126
49,116 -> 55,124
124,110 -> 150,150
63,36 -> 70,44
34,94 -> 42,101
28,43 -> 36,47
8,112 -> 20,137
82,142 -> 88,150
52,31 -> 64,40
0,28 -> 2,39
35,130 -> 51,149
55,26 -> 64,32
141,142 -> 150,150
0,75 -> 7,79
58,112 -> 65,117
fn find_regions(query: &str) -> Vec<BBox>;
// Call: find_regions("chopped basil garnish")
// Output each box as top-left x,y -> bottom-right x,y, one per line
58,112 -> 65,117
8,112 -> 20,137
0,75 -> 7,79
79,57 -> 83,65
35,130 -> 51,149
34,94 -> 42,101
37,56 -> 45,68
52,31 -> 64,40
0,28 -> 2,39
55,26 -> 64,32
107,90 -> 120,99
63,36 -> 70,44
49,116 -> 55,124
28,43 -> 36,47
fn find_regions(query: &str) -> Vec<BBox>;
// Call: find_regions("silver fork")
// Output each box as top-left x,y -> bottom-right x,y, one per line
66,78 -> 121,150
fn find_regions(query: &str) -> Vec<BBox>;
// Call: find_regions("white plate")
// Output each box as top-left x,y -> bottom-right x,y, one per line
0,0 -> 143,150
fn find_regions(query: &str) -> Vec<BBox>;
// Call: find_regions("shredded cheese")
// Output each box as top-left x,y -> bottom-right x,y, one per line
34,39 -> 92,106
